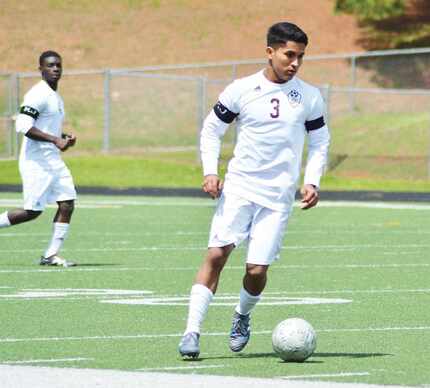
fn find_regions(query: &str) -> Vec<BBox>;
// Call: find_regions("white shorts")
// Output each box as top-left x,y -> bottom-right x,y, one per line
208,192 -> 292,266
20,165 -> 77,211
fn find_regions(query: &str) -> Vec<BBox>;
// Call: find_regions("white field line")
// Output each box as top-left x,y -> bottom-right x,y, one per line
0,365 -> 406,388
3,242 -> 430,254
3,197 -> 430,210
318,201 -> 430,210
281,372 -> 370,379
2,357 -> 92,364
1,326 -> 430,344
3,229 -> 430,238
0,231 -> 210,237
0,262 -> 429,274
137,364 -> 225,371
0,199 -> 213,208
0,288 -> 428,298
0,200 -> 123,209
0,287 -> 428,303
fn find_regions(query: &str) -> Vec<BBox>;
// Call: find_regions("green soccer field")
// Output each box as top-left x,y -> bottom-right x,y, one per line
0,193 -> 429,386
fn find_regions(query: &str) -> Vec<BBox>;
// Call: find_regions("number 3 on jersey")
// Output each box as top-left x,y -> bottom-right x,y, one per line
270,98 -> 280,118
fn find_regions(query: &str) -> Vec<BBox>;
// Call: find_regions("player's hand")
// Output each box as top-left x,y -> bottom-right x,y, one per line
65,133 -> 77,147
58,133 -> 77,152
53,137 -> 70,151
202,174 -> 223,199
300,184 -> 319,210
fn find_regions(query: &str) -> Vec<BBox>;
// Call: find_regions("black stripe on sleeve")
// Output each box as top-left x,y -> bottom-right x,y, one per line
213,101 -> 238,124
305,116 -> 325,131
20,106 -> 39,120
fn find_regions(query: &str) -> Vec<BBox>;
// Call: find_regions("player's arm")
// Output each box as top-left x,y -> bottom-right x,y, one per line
15,106 -> 70,151
200,101 -> 238,199
301,95 -> 330,210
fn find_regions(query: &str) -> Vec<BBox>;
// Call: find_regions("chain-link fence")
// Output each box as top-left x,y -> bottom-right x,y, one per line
1,48 -> 430,180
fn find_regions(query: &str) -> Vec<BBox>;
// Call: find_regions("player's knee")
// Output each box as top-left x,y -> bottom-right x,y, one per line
58,200 -> 74,216
246,264 -> 268,280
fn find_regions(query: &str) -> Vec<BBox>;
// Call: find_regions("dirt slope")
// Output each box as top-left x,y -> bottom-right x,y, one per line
0,0 -> 362,72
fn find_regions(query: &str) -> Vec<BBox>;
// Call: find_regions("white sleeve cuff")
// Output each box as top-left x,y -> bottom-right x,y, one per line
201,157 -> 219,176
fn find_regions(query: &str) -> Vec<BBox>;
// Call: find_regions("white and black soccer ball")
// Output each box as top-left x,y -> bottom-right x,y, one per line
272,318 -> 317,362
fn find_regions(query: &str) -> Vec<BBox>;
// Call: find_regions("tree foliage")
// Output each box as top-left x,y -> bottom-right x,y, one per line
334,0 -> 406,20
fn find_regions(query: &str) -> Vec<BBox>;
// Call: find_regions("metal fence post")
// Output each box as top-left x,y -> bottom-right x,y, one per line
350,55 -> 357,112
103,69 -> 111,153
321,84 -> 331,128
14,73 -> 20,159
196,76 -> 207,161
428,111 -> 430,179
232,63 -> 237,81
6,74 -> 14,157
321,84 -> 331,171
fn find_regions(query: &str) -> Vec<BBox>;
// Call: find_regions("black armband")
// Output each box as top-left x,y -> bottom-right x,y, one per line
20,106 -> 39,120
213,101 -> 238,124
305,116 -> 325,132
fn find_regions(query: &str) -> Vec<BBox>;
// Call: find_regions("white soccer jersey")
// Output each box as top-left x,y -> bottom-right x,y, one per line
15,80 -> 66,171
200,70 -> 330,212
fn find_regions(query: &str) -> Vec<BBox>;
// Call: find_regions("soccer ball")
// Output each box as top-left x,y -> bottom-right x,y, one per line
272,318 -> 317,362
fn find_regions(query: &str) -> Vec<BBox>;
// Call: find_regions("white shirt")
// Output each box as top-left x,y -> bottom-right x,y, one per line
200,70 -> 330,212
15,80 -> 66,171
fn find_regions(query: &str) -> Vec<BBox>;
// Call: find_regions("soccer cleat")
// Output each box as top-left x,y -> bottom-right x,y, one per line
178,332 -> 200,359
39,255 -> 76,268
229,311 -> 251,352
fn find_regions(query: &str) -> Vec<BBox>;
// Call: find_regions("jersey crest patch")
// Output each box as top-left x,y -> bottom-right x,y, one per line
287,89 -> 302,107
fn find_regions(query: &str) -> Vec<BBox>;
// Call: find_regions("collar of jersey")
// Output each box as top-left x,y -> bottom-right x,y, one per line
258,69 -> 297,91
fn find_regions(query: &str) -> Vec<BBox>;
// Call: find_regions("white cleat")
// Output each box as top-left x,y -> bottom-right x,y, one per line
39,255 -> 77,267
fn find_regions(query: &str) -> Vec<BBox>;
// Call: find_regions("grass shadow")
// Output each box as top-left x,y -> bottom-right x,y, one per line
352,0 -> 430,88
67,263 -> 120,267
189,351 -> 392,363
314,352 -> 393,358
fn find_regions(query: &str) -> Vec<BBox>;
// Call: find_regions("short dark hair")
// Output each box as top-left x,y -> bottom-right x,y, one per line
39,50 -> 61,66
267,22 -> 308,47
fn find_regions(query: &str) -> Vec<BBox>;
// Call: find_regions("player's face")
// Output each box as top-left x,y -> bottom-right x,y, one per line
40,56 -> 62,85
266,41 -> 306,83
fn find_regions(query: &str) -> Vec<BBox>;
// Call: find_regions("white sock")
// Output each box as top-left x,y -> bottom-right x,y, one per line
44,222 -> 70,258
0,212 -> 11,228
235,287 -> 261,316
184,284 -> 213,335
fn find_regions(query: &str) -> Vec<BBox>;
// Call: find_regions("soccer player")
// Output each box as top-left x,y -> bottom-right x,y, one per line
178,22 -> 330,358
0,51 -> 77,267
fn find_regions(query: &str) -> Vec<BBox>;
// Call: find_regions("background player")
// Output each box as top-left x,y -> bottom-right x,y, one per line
179,22 -> 330,358
0,51 -> 77,267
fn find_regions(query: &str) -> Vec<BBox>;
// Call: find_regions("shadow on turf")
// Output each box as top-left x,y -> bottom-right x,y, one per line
197,351 -> 392,362
314,352 -> 393,359
198,352 -> 281,361
72,263 -> 119,267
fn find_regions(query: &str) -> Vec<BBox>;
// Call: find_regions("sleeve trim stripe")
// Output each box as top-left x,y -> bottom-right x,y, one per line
305,116 -> 325,131
213,101 -> 238,124
19,106 -> 39,120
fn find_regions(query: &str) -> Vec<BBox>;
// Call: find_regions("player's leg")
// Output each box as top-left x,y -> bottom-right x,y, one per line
1,166 -> 48,228
179,193 -> 253,358
0,209 -> 42,228
41,200 -> 75,266
40,169 -> 77,267
194,244 -> 234,293
229,206 -> 291,352
229,264 -> 268,352
179,244 -> 234,358
184,245 -> 235,332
